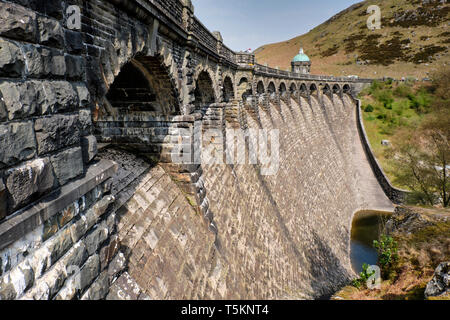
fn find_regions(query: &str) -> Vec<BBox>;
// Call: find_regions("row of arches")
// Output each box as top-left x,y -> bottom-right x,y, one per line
103,57 -> 353,117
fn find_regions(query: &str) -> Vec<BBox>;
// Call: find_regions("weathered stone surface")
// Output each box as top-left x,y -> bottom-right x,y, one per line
0,3 -> 37,42
64,30 -> 84,54
79,254 -> 100,291
0,122 -> 36,168
79,109 -> 93,135
107,252 -> 126,282
42,214 -> 59,242
0,38 -> 25,77
4,158 -> 56,213
50,147 -> 83,186
46,228 -> 73,266
0,81 -> 38,120
34,81 -> 78,114
425,262 -> 450,298
81,135 -> 98,164
0,179 -> 7,220
106,272 -> 142,300
0,277 -> 17,300
85,221 -> 109,255
57,203 -> 77,228
81,271 -> 109,300
34,114 -> 81,155
37,16 -> 63,48
65,55 -> 84,80
23,45 -> 66,78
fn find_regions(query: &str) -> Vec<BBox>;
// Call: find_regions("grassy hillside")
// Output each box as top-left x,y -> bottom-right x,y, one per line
254,0 -> 450,79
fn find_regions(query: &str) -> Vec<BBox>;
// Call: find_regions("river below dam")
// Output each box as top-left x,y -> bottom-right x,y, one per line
350,211 -> 392,273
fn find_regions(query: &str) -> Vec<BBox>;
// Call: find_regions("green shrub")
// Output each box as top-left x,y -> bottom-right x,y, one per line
373,235 -> 399,280
364,105 -> 374,112
352,263 -> 376,289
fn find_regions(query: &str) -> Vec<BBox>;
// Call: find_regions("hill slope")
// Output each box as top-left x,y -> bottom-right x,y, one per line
254,0 -> 450,79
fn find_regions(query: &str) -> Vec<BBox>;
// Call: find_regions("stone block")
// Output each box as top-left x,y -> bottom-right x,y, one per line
81,135 -> 97,164
34,80 -> 78,114
42,214 -> 59,242
65,29 -> 84,54
0,81 -> 38,120
4,157 -> 56,213
78,109 -> 93,135
0,38 -> 25,77
80,271 -> 109,300
23,45 -> 66,78
50,147 -> 84,186
37,16 -> 64,48
0,3 -> 37,42
31,0 -> 63,19
84,221 -> 109,256
57,203 -> 77,228
0,178 -> 7,220
79,254 -> 100,292
107,251 -> 126,282
34,114 -> 81,155
0,121 -> 37,168
46,228 -> 73,266
65,55 -> 84,80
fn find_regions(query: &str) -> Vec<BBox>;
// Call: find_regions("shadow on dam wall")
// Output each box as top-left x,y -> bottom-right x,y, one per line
92,93 -> 394,300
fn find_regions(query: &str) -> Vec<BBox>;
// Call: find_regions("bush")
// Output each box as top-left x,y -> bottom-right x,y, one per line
374,235 -> 399,280
364,105 -> 374,112
352,263 -> 376,289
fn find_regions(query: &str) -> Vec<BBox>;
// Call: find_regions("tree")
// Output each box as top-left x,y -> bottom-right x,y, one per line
386,68 -> 450,207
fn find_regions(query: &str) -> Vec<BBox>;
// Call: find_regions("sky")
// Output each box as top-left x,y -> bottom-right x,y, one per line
192,0 -> 362,52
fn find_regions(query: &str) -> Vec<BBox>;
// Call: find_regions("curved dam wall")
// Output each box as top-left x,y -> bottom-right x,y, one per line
100,94 -> 393,300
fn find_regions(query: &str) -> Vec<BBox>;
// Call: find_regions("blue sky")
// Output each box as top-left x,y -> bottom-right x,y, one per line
193,0 -> 362,52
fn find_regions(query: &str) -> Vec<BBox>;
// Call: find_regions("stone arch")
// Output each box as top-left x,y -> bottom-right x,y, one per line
343,84 -> 351,94
279,82 -> 287,94
268,81 -> 276,96
299,83 -> 308,96
223,76 -> 235,102
195,70 -> 216,107
289,82 -> 297,94
310,83 -> 318,96
322,84 -> 331,95
237,77 -> 253,102
332,84 -> 341,94
257,80 -> 265,94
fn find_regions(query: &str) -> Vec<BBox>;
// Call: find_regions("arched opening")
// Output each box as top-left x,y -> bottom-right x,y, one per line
237,77 -> 252,102
257,80 -> 265,95
300,83 -> 308,96
290,83 -> 297,95
279,82 -> 287,95
223,76 -> 234,103
332,84 -> 341,94
195,71 -> 216,108
323,84 -> 331,95
268,81 -> 276,99
105,58 -> 179,115
310,83 -> 318,96
343,84 -> 351,94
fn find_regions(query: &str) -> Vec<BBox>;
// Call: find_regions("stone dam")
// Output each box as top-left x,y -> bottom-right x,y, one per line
0,0 -> 399,299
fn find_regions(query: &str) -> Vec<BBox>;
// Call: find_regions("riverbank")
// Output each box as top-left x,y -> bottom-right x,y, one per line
332,205 -> 450,300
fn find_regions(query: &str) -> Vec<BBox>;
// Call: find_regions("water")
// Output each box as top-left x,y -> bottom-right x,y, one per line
350,211 -> 391,274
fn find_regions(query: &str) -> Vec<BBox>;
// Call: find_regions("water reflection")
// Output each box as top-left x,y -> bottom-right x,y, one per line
350,211 -> 391,273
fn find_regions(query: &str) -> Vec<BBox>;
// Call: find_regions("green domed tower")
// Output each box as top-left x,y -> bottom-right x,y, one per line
291,48 -> 311,74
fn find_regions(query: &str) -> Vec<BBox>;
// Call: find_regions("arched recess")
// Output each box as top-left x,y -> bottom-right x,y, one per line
268,81 -> 276,98
289,83 -> 297,94
299,83 -> 308,96
104,57 -> 180,115
223,76 -> 234,102
195,71 -> 216,108
257,80 -> 265,95
332,84 -> 341,94
343,84 -> 352,94
322,84 -> 331,95
279,82 -> 287,96
310,83 -> 318,96
237,77 -> 253,102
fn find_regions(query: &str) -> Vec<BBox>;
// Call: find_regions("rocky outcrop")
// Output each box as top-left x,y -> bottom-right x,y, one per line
425,262 -> 450,298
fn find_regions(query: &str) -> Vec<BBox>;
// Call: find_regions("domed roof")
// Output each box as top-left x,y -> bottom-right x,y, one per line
292,48 -> 310,63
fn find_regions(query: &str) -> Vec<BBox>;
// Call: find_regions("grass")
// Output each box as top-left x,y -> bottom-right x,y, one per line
254,0 -> 450,79
359,80 -> 433,190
